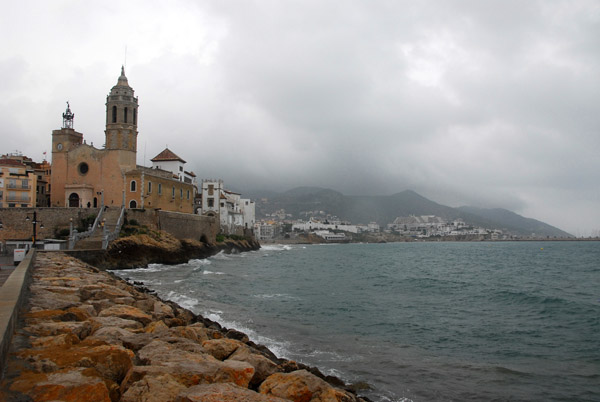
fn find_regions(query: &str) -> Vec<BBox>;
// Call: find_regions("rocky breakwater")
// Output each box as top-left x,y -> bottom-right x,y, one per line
1,252 -> 369,402
74,231 -> 261,270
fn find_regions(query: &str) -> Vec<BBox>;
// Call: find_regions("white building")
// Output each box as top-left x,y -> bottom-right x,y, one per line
314,230 -> 346,242
241,198 -> 256,230
292,218 -> 359,233
200,179 -> 255,235
150,148 -> 197,187
387,215 -> 495,238
254,221 -> 277,241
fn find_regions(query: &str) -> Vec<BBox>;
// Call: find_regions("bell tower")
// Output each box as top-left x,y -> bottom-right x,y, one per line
105,66 -> 139,166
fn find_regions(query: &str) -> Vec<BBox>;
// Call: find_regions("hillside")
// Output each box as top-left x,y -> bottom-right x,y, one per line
254,187 -> 572,237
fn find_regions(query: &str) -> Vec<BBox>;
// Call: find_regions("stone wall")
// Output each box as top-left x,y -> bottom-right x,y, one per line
0,208 -> 100,245
125,209 -> 218,243
0,208 -> 218,251
158,211 -> 218,242
124,209 -> 160,229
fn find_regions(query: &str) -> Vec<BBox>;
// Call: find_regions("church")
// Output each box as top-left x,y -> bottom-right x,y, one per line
50,67 -> 196,213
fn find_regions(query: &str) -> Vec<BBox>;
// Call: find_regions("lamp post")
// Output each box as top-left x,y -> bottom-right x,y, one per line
25,211 -> 44,247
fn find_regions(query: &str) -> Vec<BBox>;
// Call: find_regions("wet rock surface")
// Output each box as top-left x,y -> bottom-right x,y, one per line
74,231 -> 262,270
0,252 -> 369,402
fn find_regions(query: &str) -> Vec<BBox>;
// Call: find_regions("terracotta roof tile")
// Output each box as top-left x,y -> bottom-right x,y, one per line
150,148 -> 186,163
0,159 -> 25,167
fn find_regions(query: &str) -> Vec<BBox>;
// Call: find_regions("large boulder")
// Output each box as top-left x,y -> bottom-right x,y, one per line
98,304 -> 153,326
27,288 -> 82,310
8,368 -> 112,402
88,326 -> 137,346
176,383 -> 289,402
153,300 -> 175,320
135,340 -> 255,388
30,333 -> 80,349
228,346 -> 280,388
121,372 -> 186,402
91,315 -> 144,330
259,370 -> 358,402
18,341 -> 134,384
202,338 -> 245,360
80,283 -> 133,301
23,320 -> 94,340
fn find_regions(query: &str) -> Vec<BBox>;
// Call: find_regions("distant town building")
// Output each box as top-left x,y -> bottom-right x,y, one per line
386,215 -> 506,238
314,230 -> 346,242
292,218 -> 359,233
254,221 -> 278,241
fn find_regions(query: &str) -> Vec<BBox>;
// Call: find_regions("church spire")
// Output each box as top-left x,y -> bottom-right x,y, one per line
117,65 -> 129,87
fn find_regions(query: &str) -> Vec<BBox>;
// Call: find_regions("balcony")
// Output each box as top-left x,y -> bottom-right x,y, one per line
6,184 -> 31,190
6,195 -> 30,203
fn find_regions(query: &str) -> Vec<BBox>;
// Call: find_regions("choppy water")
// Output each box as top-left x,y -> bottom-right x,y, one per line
113,241 -> 600,401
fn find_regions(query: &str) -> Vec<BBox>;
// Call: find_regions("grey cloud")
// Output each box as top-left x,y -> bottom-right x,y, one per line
1,0 -> 599,235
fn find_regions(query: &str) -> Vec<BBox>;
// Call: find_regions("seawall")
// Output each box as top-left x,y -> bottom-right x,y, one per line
0,249 -> 35,375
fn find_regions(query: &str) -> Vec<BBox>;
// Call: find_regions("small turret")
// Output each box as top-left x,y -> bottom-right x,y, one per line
62,101 -> 74,129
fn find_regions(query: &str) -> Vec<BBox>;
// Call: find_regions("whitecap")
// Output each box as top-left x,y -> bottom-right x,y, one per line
189,258 -> 212,265
210,251 -> 230,260
203,270 -> 226,275
261,244 -> 294,251
253,293 -> 295,300
201,313 -> 293,359
165,292 -> 199,310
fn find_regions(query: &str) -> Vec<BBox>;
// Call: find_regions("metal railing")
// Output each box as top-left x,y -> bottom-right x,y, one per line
68,206 -> 104,250
102,205 -> 125,249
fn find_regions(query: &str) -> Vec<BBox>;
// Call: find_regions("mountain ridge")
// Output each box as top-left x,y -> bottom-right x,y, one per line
252,187 -> 572,237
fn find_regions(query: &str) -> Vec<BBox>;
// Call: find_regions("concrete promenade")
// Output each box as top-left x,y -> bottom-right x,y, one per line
0,256 -> 16,287
0,250 -> 35,377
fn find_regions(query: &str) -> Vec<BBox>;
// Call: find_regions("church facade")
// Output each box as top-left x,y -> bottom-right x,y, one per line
50,68 -> 196,213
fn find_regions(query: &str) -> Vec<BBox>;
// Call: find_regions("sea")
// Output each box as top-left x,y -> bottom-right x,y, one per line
112,241 -> 600,401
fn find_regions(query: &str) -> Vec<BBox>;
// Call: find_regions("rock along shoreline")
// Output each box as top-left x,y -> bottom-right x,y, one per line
71,231 -> 264,270
0,241 -> 372,401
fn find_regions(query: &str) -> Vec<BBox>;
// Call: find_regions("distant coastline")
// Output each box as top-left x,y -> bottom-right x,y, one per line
260,234 -> 599,245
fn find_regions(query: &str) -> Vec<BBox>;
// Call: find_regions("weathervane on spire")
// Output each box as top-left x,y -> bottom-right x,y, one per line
62,101 -> 74,129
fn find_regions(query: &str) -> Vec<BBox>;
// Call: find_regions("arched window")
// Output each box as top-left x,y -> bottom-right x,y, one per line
129,200 -> 137,208
133,109 -> 137,125
130,180 -> 136,192
124,107 -> 128,123
112,106 -> 117,123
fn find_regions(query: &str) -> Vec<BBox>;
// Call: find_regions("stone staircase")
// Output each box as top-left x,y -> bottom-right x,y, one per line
73,207 -> 123,250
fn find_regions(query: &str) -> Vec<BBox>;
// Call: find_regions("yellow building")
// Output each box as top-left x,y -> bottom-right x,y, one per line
0,158 -> 38,208
0,153 -> 51,207
50,68 -> 195,213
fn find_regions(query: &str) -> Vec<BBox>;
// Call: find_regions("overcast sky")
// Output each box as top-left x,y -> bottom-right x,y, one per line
2,1 -> 599,235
